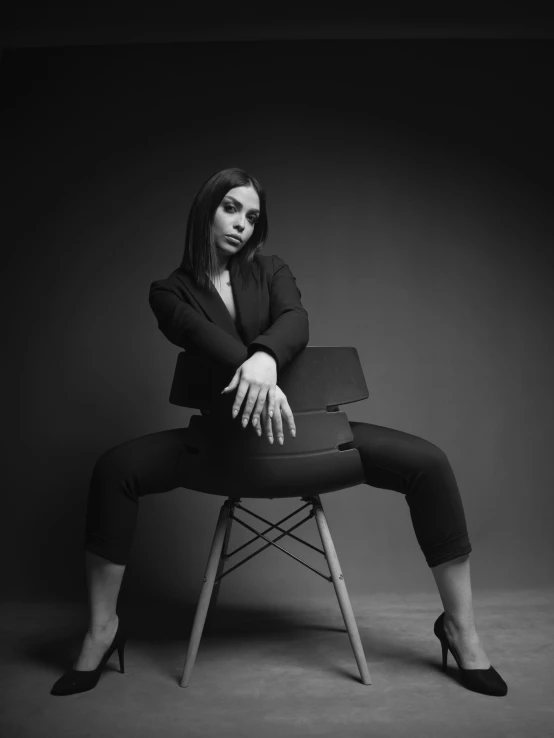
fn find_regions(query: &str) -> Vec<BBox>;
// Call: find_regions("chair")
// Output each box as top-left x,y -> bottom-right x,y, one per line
169,346 -> 371,688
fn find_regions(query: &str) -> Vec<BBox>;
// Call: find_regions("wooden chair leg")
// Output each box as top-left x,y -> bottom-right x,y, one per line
312,495 -> 371,685
179,499 -> 231,688
205,499 -> 236,633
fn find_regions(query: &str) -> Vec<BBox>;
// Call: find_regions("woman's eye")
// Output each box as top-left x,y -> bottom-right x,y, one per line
223,203 -> 256,224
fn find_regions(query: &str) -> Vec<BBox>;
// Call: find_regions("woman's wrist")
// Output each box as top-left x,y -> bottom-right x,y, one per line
250,348 -> 277,365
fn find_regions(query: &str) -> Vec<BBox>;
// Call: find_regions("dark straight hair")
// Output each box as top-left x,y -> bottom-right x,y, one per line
180,167 -> 269,292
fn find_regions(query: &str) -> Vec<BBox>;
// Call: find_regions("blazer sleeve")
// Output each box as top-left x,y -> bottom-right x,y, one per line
246,255 -> 309,373
149,278 -> 248,371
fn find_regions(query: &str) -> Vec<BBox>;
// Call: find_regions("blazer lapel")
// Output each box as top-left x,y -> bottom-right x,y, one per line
231,258 -> 261,345
178,259 -> 261,346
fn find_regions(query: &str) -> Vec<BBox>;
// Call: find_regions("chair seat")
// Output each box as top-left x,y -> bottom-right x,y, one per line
180,410 -> 366,498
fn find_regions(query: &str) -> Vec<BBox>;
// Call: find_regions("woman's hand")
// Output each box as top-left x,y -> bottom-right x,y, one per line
257,386 -> 296,445
221,352 -> 296,444
221,351 -> 278,428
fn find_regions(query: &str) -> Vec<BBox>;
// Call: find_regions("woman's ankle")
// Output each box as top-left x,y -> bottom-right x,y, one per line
444,610 -> 477,636
88,612 -> 118,636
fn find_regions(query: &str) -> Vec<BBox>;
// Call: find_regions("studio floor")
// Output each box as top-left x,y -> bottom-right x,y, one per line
1,588 -> 552,738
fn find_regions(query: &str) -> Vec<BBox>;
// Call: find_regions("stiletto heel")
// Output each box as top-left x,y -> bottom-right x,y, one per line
118,642 -> 125,673
434,612 -> 507,696
440,637 -> 448,671
50,617 -> 127,696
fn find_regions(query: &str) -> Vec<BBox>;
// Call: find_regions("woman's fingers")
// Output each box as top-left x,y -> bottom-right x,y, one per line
233,380 -> 276,431
240,385 -> 263,427
251,388 -> 268,432
257,398 -> 295,446
261,404 -> 273,443
272,403 -> 285,444
231,381 -> 295,446
233,380 -> 264,426
266,386 -> 276,420
231,355 -> 276,423
271,393 -> 295,444
281,399 -> 296,438
231,375 -> 249,419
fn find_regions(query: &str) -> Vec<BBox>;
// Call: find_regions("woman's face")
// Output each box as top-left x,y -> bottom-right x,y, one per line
211,185 -> 260,259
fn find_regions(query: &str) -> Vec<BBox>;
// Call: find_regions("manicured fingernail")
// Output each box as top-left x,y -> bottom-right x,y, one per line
232,410 -> 237,418
242,418 -> 247,427
269,410 -> 273,418
291,430 -> 296,437
269,437 -> 273,444
278,436 -> 283,445
252,418 -> 257,427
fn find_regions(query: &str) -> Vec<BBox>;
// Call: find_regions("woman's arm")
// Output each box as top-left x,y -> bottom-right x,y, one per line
225,256 -> 308,441
149,282 -> 249,371
246,255 -> 309,373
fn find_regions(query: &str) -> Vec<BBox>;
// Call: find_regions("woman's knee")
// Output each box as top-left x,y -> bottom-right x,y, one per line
93,444 -> 137,482
417,441 -> 453,479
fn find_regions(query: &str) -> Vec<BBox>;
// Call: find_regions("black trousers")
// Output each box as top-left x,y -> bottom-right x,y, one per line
84,422 -> 471,568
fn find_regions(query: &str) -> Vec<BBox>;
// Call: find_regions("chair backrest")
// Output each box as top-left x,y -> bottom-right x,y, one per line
168,347 -> 369,498
169,346 -> 368,412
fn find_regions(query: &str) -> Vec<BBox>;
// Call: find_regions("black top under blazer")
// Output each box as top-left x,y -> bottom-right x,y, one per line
149,254 -> 310,386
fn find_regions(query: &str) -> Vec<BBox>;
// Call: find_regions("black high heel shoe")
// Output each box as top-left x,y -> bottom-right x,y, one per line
434,612 -> 507,696
50,617 -> 127,696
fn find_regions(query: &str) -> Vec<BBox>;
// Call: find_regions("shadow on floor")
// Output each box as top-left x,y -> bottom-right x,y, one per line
27,599 -> 440,686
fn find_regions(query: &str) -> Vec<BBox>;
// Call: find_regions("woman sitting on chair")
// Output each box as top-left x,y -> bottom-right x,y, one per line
51,167 -> 507,697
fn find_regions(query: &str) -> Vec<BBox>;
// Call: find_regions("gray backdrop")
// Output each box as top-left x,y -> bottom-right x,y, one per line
3,40 -> 553,608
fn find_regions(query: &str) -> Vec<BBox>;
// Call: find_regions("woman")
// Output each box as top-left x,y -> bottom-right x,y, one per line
51,167 -> 507,697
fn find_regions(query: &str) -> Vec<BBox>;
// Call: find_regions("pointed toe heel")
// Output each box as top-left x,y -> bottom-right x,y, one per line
434,612 -> 507,697
50,620 -> 127,696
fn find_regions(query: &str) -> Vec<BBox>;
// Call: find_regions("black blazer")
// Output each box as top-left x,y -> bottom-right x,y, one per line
149,254 -> 310,383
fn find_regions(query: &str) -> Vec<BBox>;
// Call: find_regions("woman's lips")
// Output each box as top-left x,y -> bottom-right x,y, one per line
225,235 -> 242,245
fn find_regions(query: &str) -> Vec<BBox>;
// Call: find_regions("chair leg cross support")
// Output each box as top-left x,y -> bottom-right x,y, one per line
179,495 -> 371,688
